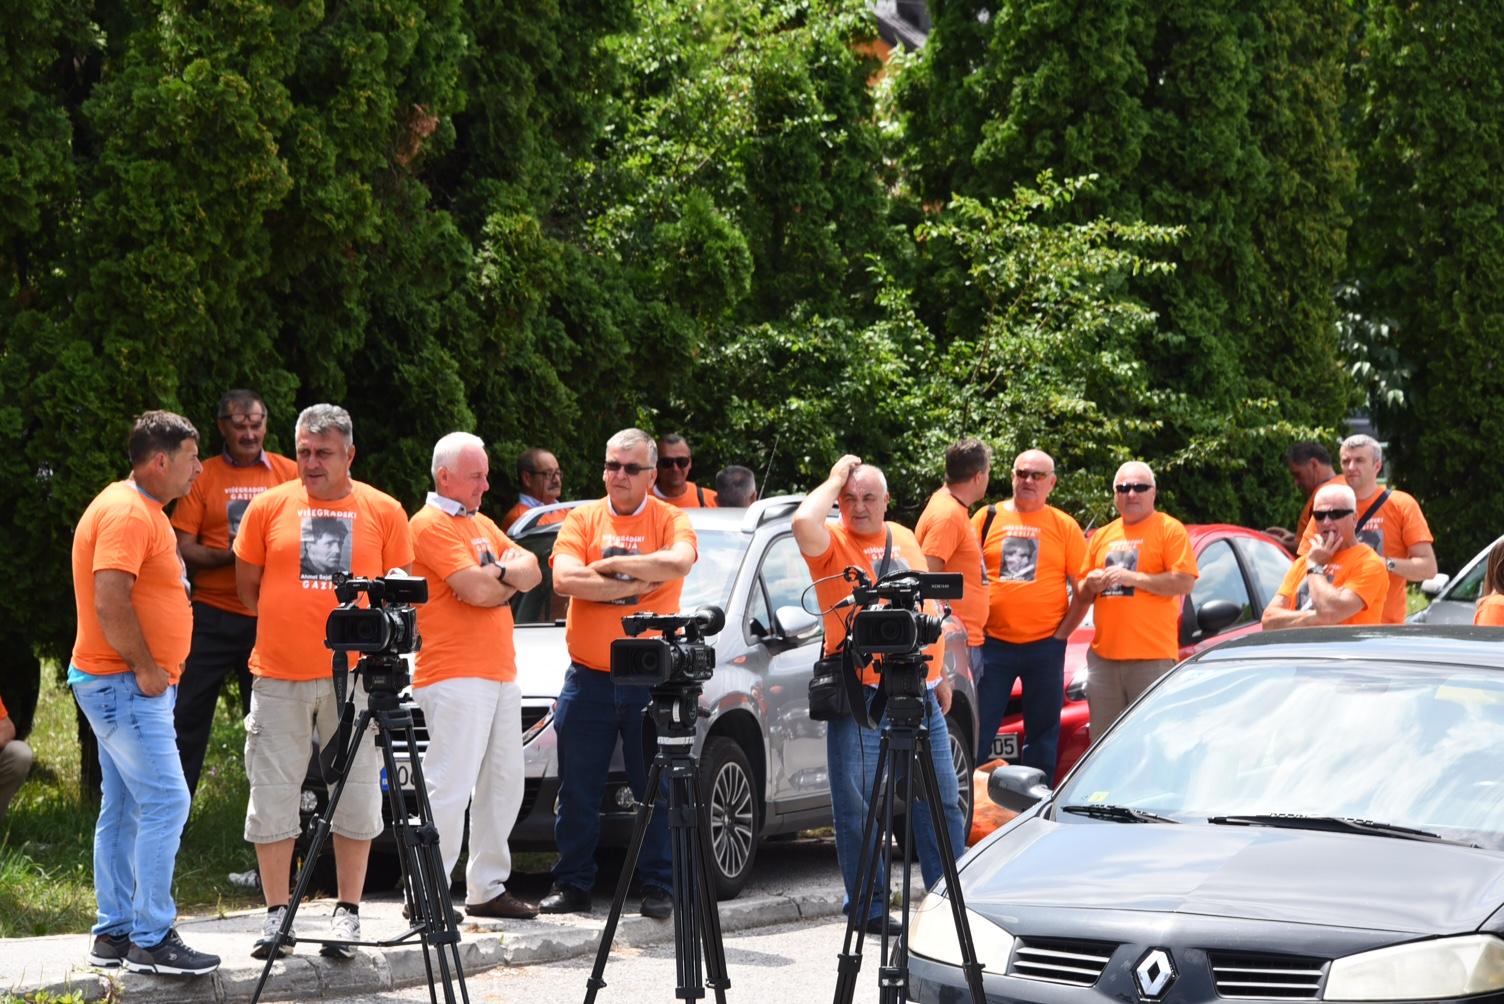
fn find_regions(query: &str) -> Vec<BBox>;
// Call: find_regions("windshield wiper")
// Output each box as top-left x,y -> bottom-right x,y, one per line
1206,813 -> 1475,846
1061,804 -> 1179,824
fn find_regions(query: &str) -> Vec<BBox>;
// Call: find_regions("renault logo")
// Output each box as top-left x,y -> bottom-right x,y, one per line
1133,948 -> 1176,1000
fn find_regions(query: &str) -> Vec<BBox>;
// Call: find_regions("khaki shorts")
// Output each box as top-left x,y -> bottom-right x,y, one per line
244,676 -> 384,843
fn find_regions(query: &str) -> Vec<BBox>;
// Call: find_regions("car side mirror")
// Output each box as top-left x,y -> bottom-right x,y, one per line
988,765 -> 1052,813
773,605 -> 822,643
1195,598 -> 1243,640
1420,573 -> 1450,597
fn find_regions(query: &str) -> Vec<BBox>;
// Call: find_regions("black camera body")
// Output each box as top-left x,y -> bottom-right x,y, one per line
611,606 -> 725,688
848,571 -> 960,656
325,573 -> 428,659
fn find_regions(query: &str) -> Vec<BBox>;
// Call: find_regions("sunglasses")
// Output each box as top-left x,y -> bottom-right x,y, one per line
1311,508 -> 1354,522
604,461 -> 651,476
657,456 -> 691,470
1013,469 -> 1052,482
1114,482 -> 1153,494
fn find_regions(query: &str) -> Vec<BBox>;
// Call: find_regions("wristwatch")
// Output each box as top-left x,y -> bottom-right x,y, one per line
1385,557 -> 1398,573
496,563 -> 508,584
1306,563 -> 1325,577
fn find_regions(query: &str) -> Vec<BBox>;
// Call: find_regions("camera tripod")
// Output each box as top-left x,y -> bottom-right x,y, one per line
250,654 -> 469,1004
584,683 -> 730,1004
831,662 -> 986,1004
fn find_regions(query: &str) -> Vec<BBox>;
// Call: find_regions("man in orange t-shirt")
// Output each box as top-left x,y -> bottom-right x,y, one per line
502,447 -> 568,529
1265,484 -> 1388,629
1298,434 -> 1436,624
1264,441 -> 1344,551
233,404 -> 414,960
0,692 -> 30,826
794,455 -> 966,935
970,449 -> 1086,777
170,389 -> 298,796
541,428 -> 697,918
1072,461 -> 1198,738
914,439 -> 992,704
70,411 -> 221,975
409,432 -> 542,920
652,432 -> 717,508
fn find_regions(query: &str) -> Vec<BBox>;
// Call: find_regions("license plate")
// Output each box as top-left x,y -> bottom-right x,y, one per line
988,733 -> 1020,763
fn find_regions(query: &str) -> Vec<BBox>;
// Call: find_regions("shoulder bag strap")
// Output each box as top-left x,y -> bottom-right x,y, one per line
1355,489 -> 1391,535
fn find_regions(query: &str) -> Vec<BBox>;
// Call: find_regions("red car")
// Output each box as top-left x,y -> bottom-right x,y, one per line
987,524 -> 1295,782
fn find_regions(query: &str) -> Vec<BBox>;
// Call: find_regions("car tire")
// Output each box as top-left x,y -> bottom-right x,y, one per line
698,736 -> 759,901
945,713 -> 975,840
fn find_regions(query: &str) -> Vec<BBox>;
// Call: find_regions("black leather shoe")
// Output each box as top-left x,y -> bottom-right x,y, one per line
539,885 -> 592,914
639,888 -> 672,920
863,913 -> 901,937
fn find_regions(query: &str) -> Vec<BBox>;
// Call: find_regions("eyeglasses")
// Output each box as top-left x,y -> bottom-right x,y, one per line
218,413 -> 266,430
527,468 -> 562,480
1013,469 -> 1052,482
604,461 -> 651,476
657,456 -> 691,470
1311,508 -> 1354,522
1114,483 -> 1154,494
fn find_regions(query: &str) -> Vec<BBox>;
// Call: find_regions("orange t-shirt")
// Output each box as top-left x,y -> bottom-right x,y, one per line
973,502 -> 1086,644
550,497 -> 698,671
1299,487 -> 1433,624
501,501 -> 569,530
1475,594 -> 1504,627
654,483 -> 717,508
914,489 -> 987,647
1294,474 -> 1347,541
170,452 -> 298,615
71,481 -> 193,681
802,521 -> 944,687
234,480 -> 415,681
1083,511 -> 1198,661
0,695 -> 7,720
1275,545 -> 1388,625
409,503 -> 518,687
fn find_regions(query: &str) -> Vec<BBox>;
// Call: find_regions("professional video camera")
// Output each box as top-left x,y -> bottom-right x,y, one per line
325,572 -> 427,694
846,570 -> 961,699
610,606 -> 725,688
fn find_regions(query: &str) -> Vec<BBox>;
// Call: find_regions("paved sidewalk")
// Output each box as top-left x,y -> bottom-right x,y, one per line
1,837 -> 922,1003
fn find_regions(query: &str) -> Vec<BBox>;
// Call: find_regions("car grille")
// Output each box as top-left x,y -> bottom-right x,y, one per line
519,777 -> 541,820
521,703 -> 549,737
1008,937 -> 1117,987
1207,952 -> 1325,999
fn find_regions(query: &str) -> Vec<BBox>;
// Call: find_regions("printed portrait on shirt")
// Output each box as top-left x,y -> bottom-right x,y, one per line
603,542 -> 641,605
1101,544 -> 1140,597
227,498 -> 250,544
1357,526 -> 1384,555
999,536 -> 1038,583
300,515 -> 351,579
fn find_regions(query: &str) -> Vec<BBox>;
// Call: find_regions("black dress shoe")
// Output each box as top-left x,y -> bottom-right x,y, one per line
863,913 -> 901,937
639,888 -> 672,920
539,885 -> 592,914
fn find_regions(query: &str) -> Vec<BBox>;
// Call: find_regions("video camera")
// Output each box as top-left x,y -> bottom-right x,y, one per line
610,606 -> 725,688
847,570 -> 961,657
325,573 -> 427,696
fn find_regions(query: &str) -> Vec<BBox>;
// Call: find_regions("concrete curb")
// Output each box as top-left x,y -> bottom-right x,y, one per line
7,889 -> 849,1003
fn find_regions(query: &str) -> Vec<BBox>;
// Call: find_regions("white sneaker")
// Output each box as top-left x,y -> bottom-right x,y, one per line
322,905 -> 360,959
251,905 -> 295,960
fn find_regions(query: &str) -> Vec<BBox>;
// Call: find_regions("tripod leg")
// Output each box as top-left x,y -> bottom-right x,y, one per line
876,730 -> 918,1004
583,755 -> 667,1004
250,707 -> 373,1004
667,763 -> 704,1002
832,734 -> 892,1004
915,735 -> 986,1004
689,766 -> 731,1004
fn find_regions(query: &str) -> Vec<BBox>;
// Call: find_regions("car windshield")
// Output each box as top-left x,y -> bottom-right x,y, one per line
678,529 -> 745,613
1056,659 -> 1504,849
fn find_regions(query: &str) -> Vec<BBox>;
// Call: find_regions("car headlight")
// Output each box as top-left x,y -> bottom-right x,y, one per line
1325,934 -> 1504,1001
906,890 -> 1013,974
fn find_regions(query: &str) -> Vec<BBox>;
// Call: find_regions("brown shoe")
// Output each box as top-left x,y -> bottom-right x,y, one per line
467,890 -> 540,920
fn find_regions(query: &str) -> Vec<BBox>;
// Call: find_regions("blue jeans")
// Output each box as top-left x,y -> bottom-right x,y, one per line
826,686 -> 965,920
70,669 -> 191,947
974,635 -> 1067,776
551,664 -> 671,893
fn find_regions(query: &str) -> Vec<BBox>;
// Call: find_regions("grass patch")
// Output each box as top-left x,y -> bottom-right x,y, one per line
0,668 -> 262,937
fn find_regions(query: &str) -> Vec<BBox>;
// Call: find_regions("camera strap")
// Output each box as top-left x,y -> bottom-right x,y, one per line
843,526 -> 894,730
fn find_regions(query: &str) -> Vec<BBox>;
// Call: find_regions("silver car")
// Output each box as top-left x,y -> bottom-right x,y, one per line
495,495 -> 980,899
1408,533 -> 1503,625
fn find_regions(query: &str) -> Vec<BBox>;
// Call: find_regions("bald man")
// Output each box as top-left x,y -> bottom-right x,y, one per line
1264,483 -> 1388,630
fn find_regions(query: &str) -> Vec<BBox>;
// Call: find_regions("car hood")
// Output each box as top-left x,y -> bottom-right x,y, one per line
514,624 -> 569,698
962,815 -> 1504,935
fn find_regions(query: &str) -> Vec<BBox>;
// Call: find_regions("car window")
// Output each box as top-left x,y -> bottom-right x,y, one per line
1448,554 -> 1489,603
1240,537 -> 1294,606
679,529 -> 746,613
1057,660 -> 1504,849
758,534 -> 818,633
1190,539 -> 1254,626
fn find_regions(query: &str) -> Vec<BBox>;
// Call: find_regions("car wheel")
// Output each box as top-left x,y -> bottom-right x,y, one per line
946,713 -> 975,840
698,736 -> 759,900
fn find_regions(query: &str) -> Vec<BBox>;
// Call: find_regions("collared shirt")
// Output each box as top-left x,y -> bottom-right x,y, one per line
426,491 -> 471,517
222,449 -> 276,470
518,493 -> 547,509
609,495 -> 648,518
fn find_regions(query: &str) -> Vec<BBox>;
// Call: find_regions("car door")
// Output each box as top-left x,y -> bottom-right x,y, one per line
1180,536 -> 1262,656
749,533 -> 830,812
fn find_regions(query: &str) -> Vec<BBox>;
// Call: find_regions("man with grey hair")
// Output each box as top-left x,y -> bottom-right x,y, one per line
1264,482 -> 1388,629
409,432 -> 542,919
713,465 -> 758,507
541,427 -> 697,918
1069,461 -> 1198,736
1298,433 -> 1436,624
234,403 -> 414,959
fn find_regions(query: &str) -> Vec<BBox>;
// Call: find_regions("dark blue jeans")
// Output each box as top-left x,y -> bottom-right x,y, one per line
551,664 -> 671,893
974,635 -> 1067,776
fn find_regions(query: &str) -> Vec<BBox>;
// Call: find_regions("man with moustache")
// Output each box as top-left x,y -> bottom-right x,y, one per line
503,447 -> 568,528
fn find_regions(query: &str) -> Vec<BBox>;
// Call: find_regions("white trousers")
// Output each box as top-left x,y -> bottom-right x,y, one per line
412,677 -> 524,905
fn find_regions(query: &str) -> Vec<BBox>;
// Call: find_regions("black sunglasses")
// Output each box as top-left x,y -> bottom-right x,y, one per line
657,456 -> 691,469
1013,469 -> 1052,482
1311,508 -> 1355,522
604,461 -> 651,476
1114,482 -> 1153,494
